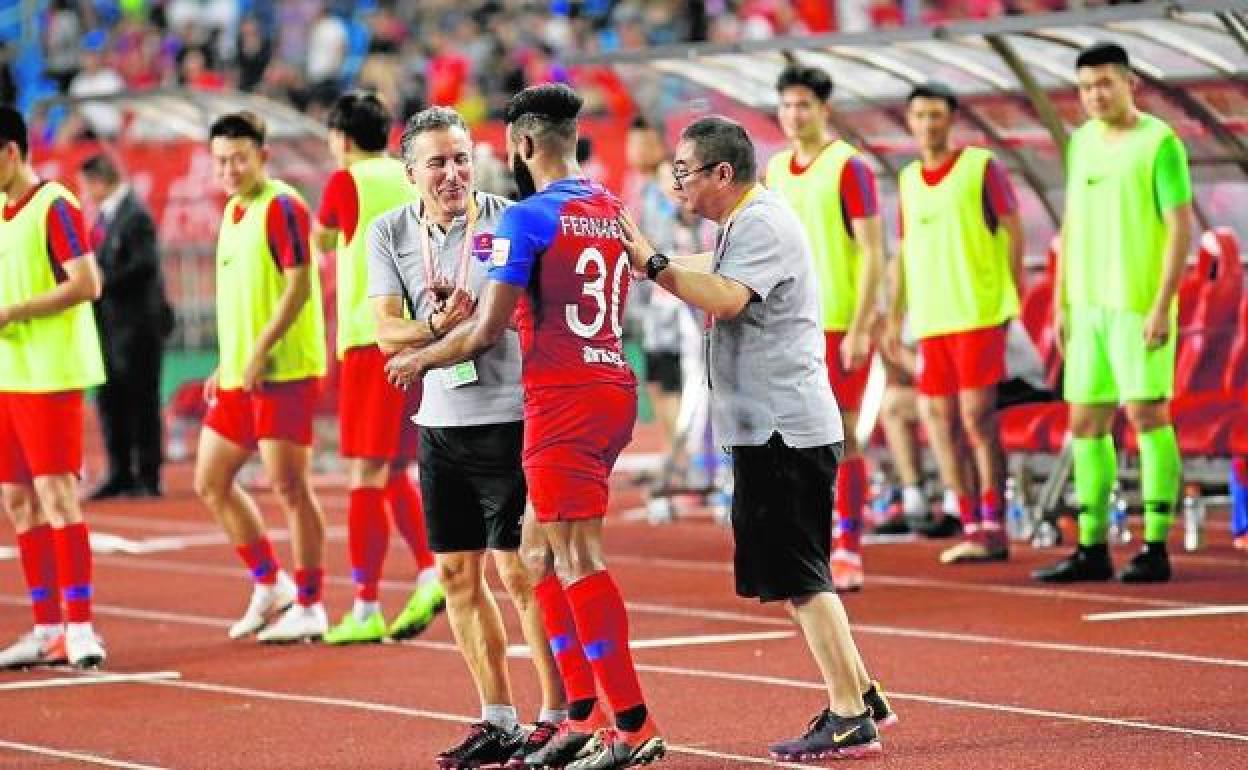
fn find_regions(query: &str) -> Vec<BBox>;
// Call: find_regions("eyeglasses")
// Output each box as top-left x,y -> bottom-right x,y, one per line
671,162 -> 719,191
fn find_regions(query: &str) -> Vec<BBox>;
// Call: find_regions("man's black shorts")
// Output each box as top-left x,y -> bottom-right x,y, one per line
419,421 -> 526,553
730,433 -> 842,603
645,352 -> 682,394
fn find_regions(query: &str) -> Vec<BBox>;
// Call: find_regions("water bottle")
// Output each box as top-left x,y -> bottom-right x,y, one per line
868,471 -> 894,527
709,451 -> 733,527
1109,483 -> 1131,544
1183,484 -> 1206,552
1005,477 -> 1028,542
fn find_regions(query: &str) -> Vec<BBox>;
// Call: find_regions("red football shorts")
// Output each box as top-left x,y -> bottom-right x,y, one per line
916,324 -> 1007,398
0,391 -> 84,482
824,331 -> 872,413
204,378 -> 320,450
339,345 -> 422,461
524,383 -> 637,523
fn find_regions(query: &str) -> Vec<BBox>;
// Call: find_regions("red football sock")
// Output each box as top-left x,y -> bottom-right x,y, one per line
565,571 -> 645,718
835,456 -> 866,552
17,525 -> 61,625
295,568 -> 324,606
348,487 -> 389,601
980,488 -> 1003,526
387,469 -> 434,572
52,523 -> 92,623
958,494 -> 979,533
235,537 -> 280,586
534,574 -> 598,706
1233,457 -> 1248,486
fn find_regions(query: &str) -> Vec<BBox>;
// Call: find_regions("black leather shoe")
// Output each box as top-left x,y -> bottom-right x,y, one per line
1032,544 -> 1114,583
1119,542 -> 1171,583
88,476 -> 137,501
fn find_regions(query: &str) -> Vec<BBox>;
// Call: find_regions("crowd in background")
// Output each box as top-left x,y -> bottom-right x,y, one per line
2,0 -> 1143,143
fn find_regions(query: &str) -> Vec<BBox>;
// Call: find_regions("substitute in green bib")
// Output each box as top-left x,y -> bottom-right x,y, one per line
766,65 -> 884,593
887,82 -> 1025,567
0,106 -> 107,670
311,92 -> 444,646
1034,43 -> 1192,585
196,111 -> 331,642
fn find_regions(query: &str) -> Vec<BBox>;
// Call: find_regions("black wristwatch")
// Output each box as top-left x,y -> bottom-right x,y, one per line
645,252 -> 671,281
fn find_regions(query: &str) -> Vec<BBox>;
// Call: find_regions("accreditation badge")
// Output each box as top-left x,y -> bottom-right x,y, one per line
442,360 -> 479,389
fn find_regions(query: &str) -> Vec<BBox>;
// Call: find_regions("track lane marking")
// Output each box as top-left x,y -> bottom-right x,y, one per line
147,678 -> 829,770
0,670 -> 181,691
0,739 -> 167,769
1084,604 -> 1248,622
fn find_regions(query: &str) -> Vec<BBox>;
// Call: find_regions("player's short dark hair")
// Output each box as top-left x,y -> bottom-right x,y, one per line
907,81 -> 959,111
327,90 -> 391,152
399,106 -> 468,162
680,115 -> 756,185
80,152 -> 121,184
1076,42 -> 1130,72
776,65 -> 834,102
209,111 -> 266,146
0,105 -> 28,158
504,83 -> 583,149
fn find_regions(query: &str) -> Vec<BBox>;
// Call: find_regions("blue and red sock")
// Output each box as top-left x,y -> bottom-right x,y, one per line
295,567 -> 323,607
53,523 -> 92,623
17,524 -> 61,626
1231,457 -> 1248,538
236,537 -> 280,586
835,457 -> 866,553
348,487 -> 389,601
565,570 -> 647,730
534,574 -> 598,710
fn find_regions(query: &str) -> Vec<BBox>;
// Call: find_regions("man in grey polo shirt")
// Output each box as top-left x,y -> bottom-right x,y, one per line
620,116 -> 892,762
367,106 -> 565,769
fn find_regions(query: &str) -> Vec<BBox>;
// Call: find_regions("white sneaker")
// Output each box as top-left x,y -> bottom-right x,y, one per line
902,485 -> 927,518
0,628 -> 66,668
66,624 -> 106,669
942,488 -> 960,517
256,602 -> 328,643
228,572 -> 297,639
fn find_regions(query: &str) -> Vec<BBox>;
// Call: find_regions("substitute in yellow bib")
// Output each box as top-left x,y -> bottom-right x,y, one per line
766,65 -> 884,593
311,91 -> 444,645
1034,43 -> 1192,586
886,82 -> 1025,567
196,111 -> 331,643
0,106 -> 107,670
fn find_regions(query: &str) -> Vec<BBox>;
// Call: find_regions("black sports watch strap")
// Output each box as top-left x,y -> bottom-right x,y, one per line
646,252 -> 671,281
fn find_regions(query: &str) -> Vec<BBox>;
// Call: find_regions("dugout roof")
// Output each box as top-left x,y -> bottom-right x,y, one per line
573,0 -> 1248,253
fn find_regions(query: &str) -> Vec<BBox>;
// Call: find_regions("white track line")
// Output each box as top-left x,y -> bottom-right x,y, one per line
0,670 -> 180,692
1085,605 -> 1248,622
0,739 -> 166,769
149,678 -> 828,770
506,630 -> 795,656
635,664 -> 1248,744
1,595 -> 1240,746
611,553 -> 1197,609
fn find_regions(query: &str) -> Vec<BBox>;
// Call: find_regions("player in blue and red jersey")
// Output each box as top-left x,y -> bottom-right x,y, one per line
385,84 -> 664,770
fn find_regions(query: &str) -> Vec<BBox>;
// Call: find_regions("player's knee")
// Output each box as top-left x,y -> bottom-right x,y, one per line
496,555 -> 534,606
1125,401 -> 1169,433
517,541 -> 554,580
193,468 -> 227,507
554,547 -> 604,583
270,473 -> 313,510
438,555 -> 485,602
32,479 -> 81,527
1,488 -> 41,531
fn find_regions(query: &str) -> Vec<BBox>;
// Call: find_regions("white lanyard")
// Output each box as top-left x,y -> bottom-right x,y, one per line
417,197 -> 478,299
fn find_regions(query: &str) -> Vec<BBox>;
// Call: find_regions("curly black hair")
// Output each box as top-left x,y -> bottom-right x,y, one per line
503,83 -> 583,126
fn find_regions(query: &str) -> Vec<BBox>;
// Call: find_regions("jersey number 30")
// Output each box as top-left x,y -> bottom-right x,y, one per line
566,247 -> 629,339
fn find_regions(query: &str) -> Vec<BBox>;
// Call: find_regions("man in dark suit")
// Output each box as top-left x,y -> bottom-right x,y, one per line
80,153 -> 173,498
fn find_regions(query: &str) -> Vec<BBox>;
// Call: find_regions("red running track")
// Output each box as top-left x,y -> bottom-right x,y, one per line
1,429 -> 1247,769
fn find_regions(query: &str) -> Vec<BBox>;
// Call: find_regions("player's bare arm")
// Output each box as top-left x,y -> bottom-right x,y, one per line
311,222 -> 339,254
371,290 -> 473,356
883,247 -> 907,359
618,211 -> 751,321
243,263 -> 312,390
845,214 -> 885,370
1143,202 -> 1192,350
0,253 -> 102,328
385,281 -> 521,388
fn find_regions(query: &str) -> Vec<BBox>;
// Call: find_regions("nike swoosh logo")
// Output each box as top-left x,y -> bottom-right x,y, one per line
1086,176 -> 1105,185
833,726 -> 860,743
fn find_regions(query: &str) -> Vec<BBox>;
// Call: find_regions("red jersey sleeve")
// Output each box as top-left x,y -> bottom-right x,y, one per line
46,196 -> 91,265
266,194 -> 312,270
982,158 -> 1018,229
839,156 -> 879,222
316,169 -> 360,244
